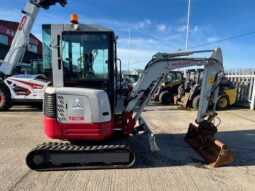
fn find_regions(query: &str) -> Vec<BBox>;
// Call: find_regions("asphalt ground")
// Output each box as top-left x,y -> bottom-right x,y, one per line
0,104 -> 254,191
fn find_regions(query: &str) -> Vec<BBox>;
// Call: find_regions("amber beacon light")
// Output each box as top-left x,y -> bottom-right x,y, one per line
71,14 -> 79,24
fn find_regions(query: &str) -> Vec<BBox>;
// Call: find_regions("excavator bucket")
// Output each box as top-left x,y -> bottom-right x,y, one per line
185,123 -> 234,167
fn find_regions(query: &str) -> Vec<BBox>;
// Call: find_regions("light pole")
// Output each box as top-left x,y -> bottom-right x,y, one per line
186,0 -> 191,50
128,28 -> 131,74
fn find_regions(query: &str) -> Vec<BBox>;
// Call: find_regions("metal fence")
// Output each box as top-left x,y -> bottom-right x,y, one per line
225,69 -> 255,110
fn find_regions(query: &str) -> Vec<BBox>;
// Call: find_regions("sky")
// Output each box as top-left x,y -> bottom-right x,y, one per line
0,0 -> 255,71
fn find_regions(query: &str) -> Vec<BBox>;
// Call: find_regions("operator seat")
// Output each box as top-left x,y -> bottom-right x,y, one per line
84,53 -> 96,80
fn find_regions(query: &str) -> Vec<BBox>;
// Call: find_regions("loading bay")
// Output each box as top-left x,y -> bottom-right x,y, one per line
0,104 -> 254,191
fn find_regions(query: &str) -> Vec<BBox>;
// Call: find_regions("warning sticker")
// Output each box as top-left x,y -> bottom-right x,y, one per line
208,75 -> 215,85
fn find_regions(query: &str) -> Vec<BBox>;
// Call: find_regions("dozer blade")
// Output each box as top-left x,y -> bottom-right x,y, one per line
185,123 -> 234,168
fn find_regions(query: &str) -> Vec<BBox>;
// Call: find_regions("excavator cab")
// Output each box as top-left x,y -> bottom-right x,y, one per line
42,23 -> 118,114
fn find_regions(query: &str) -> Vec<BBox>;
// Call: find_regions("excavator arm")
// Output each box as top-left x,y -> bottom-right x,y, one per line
0,0 -> 67,77
124,48 -> 234,167
125,48 -> 223,122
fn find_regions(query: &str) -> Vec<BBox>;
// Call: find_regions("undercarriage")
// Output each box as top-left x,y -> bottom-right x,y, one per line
26,142 -> 135,171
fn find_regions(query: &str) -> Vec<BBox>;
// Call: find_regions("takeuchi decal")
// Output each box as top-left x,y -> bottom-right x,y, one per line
69,116 -> 85,121
170,62 -> 191,67
18,16 -> 27,31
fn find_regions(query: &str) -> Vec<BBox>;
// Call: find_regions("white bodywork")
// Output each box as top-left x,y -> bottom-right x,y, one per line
45,87 -> 111,123
4,74 -> 50,101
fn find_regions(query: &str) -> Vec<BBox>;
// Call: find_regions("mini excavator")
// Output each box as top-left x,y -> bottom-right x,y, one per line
26,15 -> 234,170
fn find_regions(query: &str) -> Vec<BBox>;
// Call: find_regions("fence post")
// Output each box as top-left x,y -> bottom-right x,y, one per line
251,78 -> 255,110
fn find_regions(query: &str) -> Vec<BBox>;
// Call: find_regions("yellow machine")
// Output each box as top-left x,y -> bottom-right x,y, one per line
152,71 -> 184,104
217,78 -> 237,109
175,69 -> 237,110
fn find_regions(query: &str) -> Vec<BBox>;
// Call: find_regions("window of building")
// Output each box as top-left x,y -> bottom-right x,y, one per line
28,43 -> 37,53
0,34 -> 8,45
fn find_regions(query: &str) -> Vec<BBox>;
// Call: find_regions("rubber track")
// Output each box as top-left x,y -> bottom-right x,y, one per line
26,142 -> 135,171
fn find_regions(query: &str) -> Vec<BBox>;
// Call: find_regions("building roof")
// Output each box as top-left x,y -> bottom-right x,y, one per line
0,19 -> 41,43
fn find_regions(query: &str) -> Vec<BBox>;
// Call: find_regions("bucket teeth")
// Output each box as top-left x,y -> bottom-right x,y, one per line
185,122 -> 234,167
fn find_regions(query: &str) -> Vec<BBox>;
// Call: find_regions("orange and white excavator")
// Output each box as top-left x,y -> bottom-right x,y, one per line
0,0 -> 66,111
26,15 -> 234,170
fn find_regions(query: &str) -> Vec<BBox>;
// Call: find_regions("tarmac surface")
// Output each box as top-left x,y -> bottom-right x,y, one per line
0,104 -> 255,191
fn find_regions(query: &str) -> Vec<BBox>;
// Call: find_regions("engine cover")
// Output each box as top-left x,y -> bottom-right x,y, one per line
45,87 -> 112,123
44,87 -> 113,140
